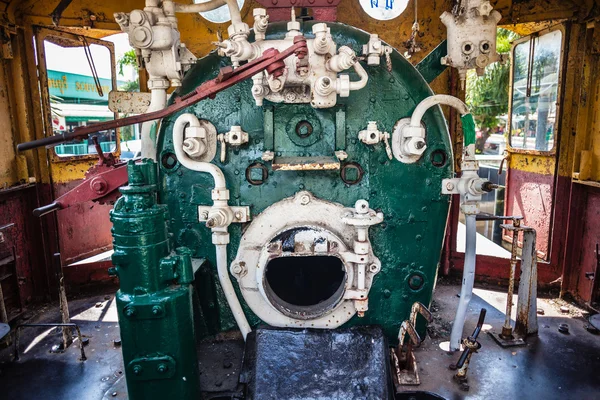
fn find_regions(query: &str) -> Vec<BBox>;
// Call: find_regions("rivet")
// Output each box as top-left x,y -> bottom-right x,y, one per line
152,305 -> 161,315
234,170 -> 240,175
157,363 -> 168,373
132,365 -> 142,375
383,289 -> 392,298
415,234 -> 423,241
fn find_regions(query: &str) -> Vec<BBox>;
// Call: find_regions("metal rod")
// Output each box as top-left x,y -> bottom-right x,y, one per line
502,220 -> 520,338
14,323 -> 86,361
54,253 -> 72,349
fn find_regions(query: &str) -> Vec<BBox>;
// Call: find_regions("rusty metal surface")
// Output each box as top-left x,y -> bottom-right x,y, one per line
576,190 -> 600,302
34,163 -> 127,217
0,184 -> 48,312
108,91 -> 151,114
504,168 -> 553,259
254,0 -> 341,22
53,181 -> 114,265
271,156 -> 340,170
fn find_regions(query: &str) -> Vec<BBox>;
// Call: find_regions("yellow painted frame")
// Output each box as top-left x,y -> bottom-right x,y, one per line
34,26 -> 120,164
507,24 -> 566,156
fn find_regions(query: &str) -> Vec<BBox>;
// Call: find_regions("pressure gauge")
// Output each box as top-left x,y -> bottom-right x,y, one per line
194,0 -> 245,23
359,0 -> 409,21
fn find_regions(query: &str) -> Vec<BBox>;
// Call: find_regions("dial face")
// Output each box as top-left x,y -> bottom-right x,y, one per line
194,0 -> 245,23
359,0 -> 409,20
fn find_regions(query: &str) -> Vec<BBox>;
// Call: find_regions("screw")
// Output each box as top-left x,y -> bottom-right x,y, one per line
369,264 -> 378,272
446,182 -> 455,191
234,211 -> 243,220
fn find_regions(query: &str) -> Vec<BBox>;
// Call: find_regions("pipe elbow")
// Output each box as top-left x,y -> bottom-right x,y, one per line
410,95 -> 469,128
173,113 -> 227,188
349,61 -> 368,91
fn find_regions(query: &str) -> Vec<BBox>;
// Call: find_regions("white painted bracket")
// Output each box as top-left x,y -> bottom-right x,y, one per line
198,206 -> 251,223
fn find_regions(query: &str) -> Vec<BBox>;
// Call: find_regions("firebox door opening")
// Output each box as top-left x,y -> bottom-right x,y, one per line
264,255 -> 347,320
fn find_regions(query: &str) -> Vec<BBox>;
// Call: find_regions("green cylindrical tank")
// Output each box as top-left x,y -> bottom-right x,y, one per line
110,160 -> 200,399
157,22 -> 454,344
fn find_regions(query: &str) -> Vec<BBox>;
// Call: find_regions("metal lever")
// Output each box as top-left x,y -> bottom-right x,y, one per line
17,38 -> 308,152
33,202 -> 62,217
450,308 -> 487,391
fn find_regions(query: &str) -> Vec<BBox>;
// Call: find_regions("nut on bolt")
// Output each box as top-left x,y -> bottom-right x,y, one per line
124,306 -> 135,317
132,365 -> 142,375
157,363 -> 169,373
231,261 -> 246,276
300,194 -> 311,205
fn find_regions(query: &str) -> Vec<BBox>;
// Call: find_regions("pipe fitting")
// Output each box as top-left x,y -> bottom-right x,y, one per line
183,137 -> 206,157
253,8 -> 269,41
327,46 -> 357,72
312,23 -> 331,55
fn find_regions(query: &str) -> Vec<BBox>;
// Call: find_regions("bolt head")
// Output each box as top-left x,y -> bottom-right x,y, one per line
157,363 -> 168,373
133,28 -> 148,42
152,306 -> 161,315
446,182 -> 455,191
231,263 -> 243,275
300,195 -> 310,205
132,365 -> 142,375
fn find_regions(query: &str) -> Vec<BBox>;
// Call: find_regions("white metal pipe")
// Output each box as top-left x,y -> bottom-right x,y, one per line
449,213 -> 477,351
173,0 -> 227,13
410,94 -> 469,128
216,243 -> 252,339
225,0 -> 242,26
173,113 -> 226,189
140,88 -> 168,160
348,62 -> 368,91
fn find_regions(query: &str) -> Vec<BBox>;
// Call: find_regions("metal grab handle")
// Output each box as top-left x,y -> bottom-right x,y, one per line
498,152 -> 510,175
33,202 -> 62,217
17,132 -> 82,152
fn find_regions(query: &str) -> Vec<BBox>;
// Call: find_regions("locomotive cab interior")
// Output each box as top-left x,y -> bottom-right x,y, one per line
0,1 -> 599,399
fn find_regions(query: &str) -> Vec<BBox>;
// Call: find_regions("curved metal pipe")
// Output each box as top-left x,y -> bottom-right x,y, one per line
410,94 -> 469,128
173,113 -> 226,189
173,0 -> 227,13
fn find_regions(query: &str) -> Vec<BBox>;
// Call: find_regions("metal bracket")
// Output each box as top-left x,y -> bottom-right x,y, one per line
127,355 -> 176,381
108,91 -> 151,113
489,220 -> 538,347
391,302 -> 433,387
198,206 -> 251,223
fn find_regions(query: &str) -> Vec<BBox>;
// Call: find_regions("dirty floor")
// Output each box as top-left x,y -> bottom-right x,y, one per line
1,281 -> 599,400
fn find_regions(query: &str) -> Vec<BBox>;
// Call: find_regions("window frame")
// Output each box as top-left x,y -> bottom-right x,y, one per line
507,24 -> 566,156
35,27 -> 120,163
